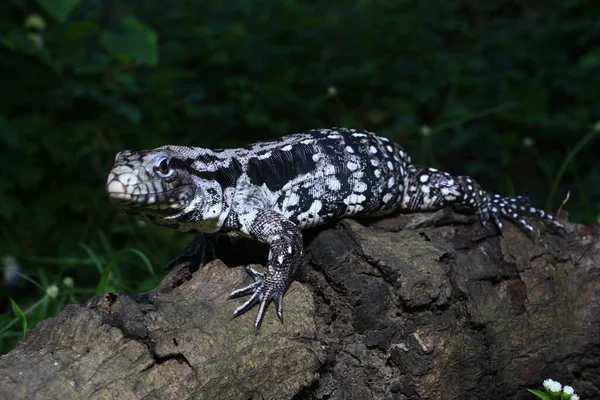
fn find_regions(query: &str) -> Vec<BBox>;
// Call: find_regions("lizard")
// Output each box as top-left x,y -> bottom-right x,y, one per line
106,128 -> 563,330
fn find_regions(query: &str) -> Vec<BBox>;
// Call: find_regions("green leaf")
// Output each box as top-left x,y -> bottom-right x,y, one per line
527,389 -> 552,400
579,51 -> 600,70
0,30 -> 39,54
0,30 -> 61,71
100,16 -> 158,66
24,14 -> 46,31
37,0 -> 80,23
9,299 -> 27,337
63,20 -> 101,46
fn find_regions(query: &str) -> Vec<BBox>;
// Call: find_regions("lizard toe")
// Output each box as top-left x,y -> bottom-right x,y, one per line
232,291 -> 261,318
229,266 -> 265,298
230,266 -> 288,331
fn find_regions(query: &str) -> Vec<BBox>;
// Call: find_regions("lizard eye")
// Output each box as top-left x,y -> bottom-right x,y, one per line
153,156 -> 172,177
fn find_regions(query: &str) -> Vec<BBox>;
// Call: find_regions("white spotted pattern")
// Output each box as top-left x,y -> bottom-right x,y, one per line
107,127 -> 562,331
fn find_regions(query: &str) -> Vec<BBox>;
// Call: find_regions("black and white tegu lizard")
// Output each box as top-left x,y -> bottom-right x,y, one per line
106,128 -> 562,330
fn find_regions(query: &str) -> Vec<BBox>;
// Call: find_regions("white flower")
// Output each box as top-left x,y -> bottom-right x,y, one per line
571,394 -> 579,400
543,379 -> 562,393
542,379 -> 556,389
46,284 -> 59,299
3,255 -> 20,286
62,276 -> 74,288
563,385 -> 574,395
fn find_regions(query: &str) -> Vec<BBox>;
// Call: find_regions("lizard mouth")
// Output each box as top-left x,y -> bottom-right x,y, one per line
106,175 -> 192,210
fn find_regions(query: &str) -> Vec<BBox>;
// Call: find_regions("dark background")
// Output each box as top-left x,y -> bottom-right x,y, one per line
1,0 -> 599,354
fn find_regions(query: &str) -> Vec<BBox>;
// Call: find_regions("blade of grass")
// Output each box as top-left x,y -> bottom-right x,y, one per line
547,129 -> 599,210
9,299 -> 27,337
97,228 -> 114,255
123,248 -> 156,277
431,101 -> 519,134
79,243 -> 106,274
95,248 -> 155,295
95,255 -> 117,294
0,296 -> 47,336
0,330 -> 26,340
22,256 -> 98,265
12,271 -> 45,291
37,268 -> 48,289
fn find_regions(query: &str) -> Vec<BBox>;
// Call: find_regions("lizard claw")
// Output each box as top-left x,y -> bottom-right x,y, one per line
480,207 -> 491,227
230,266 -> 286,331
481,194 -> 563,234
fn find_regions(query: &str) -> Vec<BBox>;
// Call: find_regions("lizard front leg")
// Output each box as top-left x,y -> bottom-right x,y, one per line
228,209 -> 303,331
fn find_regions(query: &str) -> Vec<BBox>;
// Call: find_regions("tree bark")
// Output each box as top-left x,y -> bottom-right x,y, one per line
1,211 -> 599,399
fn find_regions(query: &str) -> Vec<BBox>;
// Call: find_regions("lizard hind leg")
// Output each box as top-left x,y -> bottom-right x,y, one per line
403,166 -> 563,234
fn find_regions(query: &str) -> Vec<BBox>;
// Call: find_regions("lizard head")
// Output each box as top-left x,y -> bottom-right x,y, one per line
106,149 -> 198,217
107,146 -> 233,232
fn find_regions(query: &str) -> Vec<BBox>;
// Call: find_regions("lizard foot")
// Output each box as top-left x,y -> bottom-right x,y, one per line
165,234 -> 216,270
229,266 -> 286,331
480,194 -> 564,234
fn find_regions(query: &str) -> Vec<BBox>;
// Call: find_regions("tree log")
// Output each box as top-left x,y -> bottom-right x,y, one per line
1,211 -> 599,399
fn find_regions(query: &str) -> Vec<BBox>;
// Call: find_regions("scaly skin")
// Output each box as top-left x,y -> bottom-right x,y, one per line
106,128 -> 562,330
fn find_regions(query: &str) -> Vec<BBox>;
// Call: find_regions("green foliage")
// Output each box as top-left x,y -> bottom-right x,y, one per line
9,299 -> 27,337
89,246 -> 156,295
0,242 -> 160,353
528,389 -> 552,400
0,0 -> 599,355
100,16 -> 158,67
37,0 -> 80,23
527,379 -> 581,400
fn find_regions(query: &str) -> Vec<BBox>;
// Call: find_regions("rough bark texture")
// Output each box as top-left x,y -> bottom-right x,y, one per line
1,211 -> 599,400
